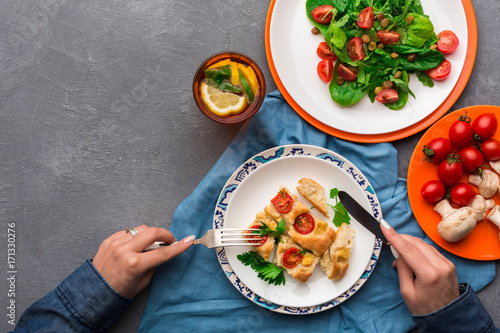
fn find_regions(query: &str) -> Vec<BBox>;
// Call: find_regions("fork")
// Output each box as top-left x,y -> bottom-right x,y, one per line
142,228 -> 263,251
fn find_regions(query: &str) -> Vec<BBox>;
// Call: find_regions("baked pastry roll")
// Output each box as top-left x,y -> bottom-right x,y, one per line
274,235 -> 318,283
320,223 -> 355,280
246,212 -> 276,261
297,178 -> 329,217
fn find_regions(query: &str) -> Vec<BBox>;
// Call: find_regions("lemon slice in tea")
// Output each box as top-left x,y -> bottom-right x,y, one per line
200,82 -> 247,117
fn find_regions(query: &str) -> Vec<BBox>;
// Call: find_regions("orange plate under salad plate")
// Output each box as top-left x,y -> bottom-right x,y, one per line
408,106 -> 500,261
265,0 -> 477,143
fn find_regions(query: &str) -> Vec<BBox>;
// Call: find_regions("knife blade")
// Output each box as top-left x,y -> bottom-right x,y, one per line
338,190 -> 389,246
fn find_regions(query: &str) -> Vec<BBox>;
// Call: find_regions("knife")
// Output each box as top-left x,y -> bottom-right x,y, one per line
338,191 -> 390,246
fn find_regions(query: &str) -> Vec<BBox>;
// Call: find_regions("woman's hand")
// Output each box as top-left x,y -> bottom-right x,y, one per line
92,225 -> 194,298
380,222 -> 460,316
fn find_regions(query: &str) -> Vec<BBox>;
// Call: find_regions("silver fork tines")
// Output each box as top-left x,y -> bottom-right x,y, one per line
142,228 -> 263,252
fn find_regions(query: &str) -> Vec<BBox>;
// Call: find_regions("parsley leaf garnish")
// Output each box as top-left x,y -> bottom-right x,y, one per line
237,251 -> 286,286
253,219 -> 286,243
329,188 -> 351,227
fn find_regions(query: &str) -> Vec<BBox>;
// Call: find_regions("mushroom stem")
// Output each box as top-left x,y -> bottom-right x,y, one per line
486,205 -> 500,240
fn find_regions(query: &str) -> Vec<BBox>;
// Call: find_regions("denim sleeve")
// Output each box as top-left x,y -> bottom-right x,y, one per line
412,283 -> 498,333
11,259 -> 132,333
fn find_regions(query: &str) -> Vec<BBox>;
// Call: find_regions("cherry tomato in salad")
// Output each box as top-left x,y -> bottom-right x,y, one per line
376,30 -> 400,45
459,147 -> 484,172
357,7 -> 374,29
294,213 -> 315,234
246,225 -> 268,247
450,183 -> 476,206
481,139 -> 500,161
271,190 -> 293,214
426,59 -> 451,81
348,37 -> 366,61
421,180 -> 446,204
282,248 -> 303,269
317,42 -> 337,61
472,113 -> 498,140
375,89 -> 398,104
449,114 -> 473,149
311,5 -> 334,24
438,156 -> 464,187
337,63 -> 358,81
437,30 -> 459,54
317,59 -> 334,83
422,137 -> 453,163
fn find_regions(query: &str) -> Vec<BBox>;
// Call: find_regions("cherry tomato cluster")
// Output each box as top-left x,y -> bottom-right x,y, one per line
421,112 -> 499,206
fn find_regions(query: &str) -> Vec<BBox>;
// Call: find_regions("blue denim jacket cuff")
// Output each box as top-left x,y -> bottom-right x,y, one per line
54,259 -> 132,332
412,283 -> 496,333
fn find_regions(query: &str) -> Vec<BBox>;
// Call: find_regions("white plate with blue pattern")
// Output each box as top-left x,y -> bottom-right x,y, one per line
213,144 -> 382,314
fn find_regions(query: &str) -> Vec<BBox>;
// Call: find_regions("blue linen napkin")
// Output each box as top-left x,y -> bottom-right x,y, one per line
138,90 -> 495,333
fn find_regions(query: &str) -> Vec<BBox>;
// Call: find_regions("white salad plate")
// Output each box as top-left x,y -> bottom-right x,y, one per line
213,144 -> 383,314
266,0 -> 474,141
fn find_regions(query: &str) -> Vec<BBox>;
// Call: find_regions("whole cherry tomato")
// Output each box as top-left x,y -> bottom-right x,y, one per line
317,42 -> 337,61
472,113 -> 498,140
438,155 -> 463,187
450,183 -> 476,206
449,113 -> 473,149
459,147 -> 484,172
423,137 -> 453,163
481,139 -> 500,161
421,180 -> 446,203
311,5 -> 334,24
357,7 -> 374,29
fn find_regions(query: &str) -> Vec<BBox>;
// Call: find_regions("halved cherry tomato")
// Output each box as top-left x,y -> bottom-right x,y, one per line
246,225 -> 268,247
357,7 -> 374,29
375,89 -> 398,104
481,139 -> 500,161
271,190 -> 293,214
376,30 -> 400,45
472,113 -> 498,140
450,183 -> 476,206
422,137 -> 453,163
449,114 -> 473,149
282,248 -> 303,269
317,59 -> 334,83
348,37 -> 366,61
317,42 -> 337,61
426,59 -> 451,81
437,30 -> 459,54
294,213 -> 315,234
421,180 -> 446,203
459,147 -> 484,172
337,63 -> 357,81
438,155 -> 463,187
311,5 -> 334,24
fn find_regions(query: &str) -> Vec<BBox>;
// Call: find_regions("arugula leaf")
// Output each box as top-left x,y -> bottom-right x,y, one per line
237,251 -> 286,286
328,188 -> 351,227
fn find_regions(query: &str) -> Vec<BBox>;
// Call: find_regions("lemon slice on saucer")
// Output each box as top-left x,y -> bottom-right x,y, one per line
200,82 -> 247,117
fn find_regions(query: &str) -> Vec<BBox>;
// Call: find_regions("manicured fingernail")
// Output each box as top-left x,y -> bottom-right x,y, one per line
380,219 -> 391,230
182,235 -> 195,244
390,245 -> 399,259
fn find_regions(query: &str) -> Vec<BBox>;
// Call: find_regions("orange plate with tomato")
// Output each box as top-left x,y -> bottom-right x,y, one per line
265,0 -> 477,143
408,106 -> 500,260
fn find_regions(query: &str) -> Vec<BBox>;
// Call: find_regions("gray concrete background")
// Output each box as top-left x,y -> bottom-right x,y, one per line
0,0 -> 499,332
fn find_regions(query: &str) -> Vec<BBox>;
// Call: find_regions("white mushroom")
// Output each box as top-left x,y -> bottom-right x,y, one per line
468,169 -> 500,198
434,199 -> 477,242
467,194 -> 496,221
490,160 -> 500,174
486,205 -> 500,240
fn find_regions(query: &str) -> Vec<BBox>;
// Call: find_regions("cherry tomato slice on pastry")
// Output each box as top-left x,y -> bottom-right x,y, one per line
282,248 -> 303,269
246,225 -> 268,247
294,213 -> 315,234
271,190 -> 293,214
